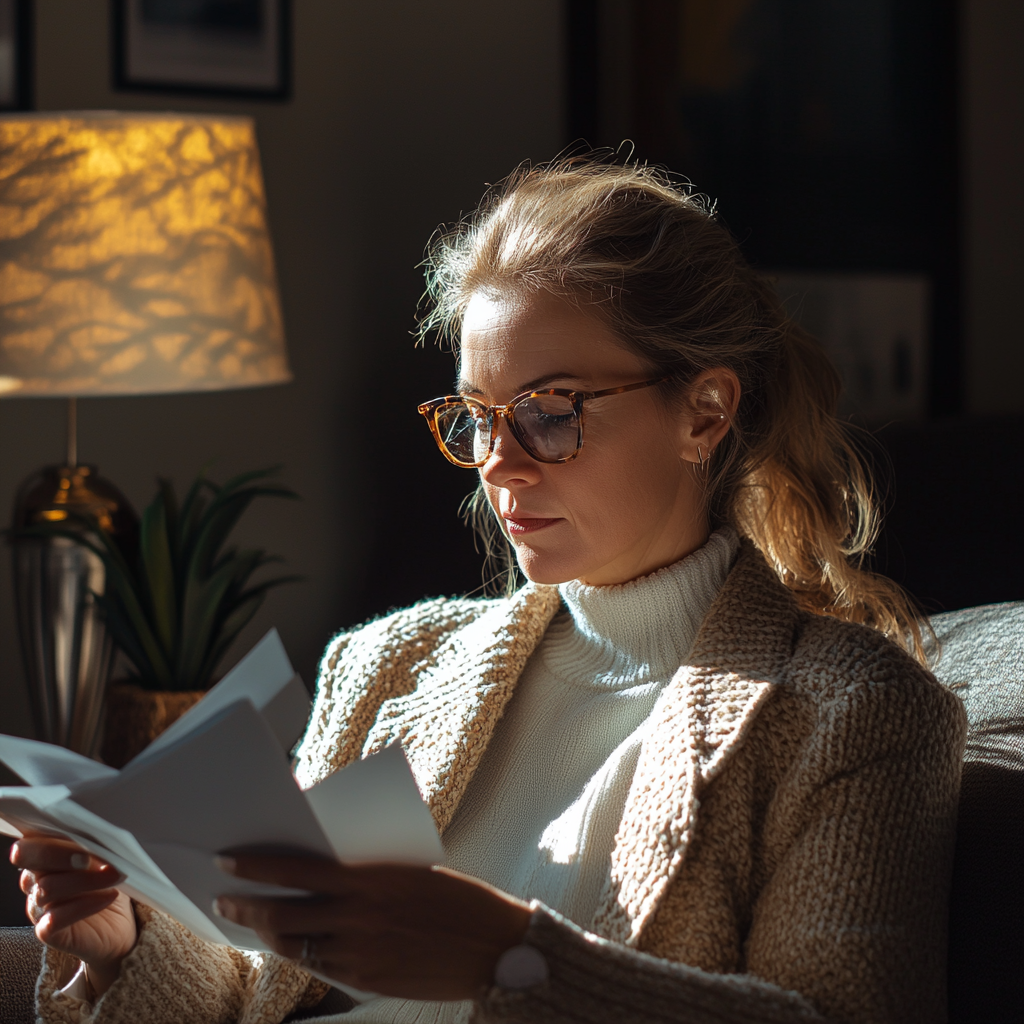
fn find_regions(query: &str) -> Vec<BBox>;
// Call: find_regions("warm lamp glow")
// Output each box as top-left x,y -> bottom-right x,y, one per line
0,112 -> 290,396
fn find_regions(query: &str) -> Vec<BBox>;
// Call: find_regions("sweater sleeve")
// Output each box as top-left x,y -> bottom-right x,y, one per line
478,905 -> 829,1024
476,657 -> 966,1024
35,904 -> 329,1024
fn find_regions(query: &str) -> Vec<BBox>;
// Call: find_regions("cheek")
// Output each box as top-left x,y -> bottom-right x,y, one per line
560,438 -> 683,540
480,479 -> 509,530
580,414 -> 681,497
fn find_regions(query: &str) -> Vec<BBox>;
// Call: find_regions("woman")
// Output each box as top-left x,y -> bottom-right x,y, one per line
12,158 -> 965,1024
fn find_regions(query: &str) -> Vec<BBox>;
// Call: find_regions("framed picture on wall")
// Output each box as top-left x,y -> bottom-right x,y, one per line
113,0 -> 291,99
0,0 -> 32,111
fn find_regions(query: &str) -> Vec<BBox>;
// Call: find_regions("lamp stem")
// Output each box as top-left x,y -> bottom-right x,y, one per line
66,397 -> 77,469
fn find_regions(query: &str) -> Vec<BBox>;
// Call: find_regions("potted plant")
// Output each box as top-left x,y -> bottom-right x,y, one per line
18,467 -> 299,766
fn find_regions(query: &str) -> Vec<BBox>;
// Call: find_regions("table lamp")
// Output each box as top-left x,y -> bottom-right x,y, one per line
0,112 -> 290,756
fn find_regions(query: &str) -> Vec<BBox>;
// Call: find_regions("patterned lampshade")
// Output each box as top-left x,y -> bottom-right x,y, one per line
0,112 -> 290,397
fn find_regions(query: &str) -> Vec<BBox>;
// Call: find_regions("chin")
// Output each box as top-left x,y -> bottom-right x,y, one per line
513,546 -> 584,587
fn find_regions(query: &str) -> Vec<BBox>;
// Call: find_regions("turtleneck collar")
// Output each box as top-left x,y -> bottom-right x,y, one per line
547,527 -> 740,687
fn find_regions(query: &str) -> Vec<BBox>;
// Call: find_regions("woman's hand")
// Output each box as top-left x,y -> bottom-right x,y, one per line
214,853 -> 532,1001
10,834 -> 137,997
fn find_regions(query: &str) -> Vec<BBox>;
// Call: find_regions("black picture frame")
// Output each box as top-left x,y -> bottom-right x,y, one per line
113,0 -> 291,100
0,0 -> 33,112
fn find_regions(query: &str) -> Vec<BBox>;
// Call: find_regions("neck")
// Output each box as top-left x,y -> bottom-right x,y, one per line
578,524 -> 712,587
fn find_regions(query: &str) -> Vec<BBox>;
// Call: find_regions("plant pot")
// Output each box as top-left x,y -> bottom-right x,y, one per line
101,684 -> 204,769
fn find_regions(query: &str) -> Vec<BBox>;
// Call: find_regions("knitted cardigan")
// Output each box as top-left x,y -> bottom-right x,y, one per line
36,542 -> 966,1024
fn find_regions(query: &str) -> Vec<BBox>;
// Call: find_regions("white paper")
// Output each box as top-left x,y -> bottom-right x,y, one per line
305,744 -> 444,865
0,629 -> 445,973
0,734 -> 119,788
74,700 -> 334,858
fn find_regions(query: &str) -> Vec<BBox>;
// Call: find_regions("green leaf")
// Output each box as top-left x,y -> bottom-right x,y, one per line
95,592 -> 151,683
139,492 -> 176,659
193,590 -> 265,689
12,466 -> 300,692
176,554 -> 246,688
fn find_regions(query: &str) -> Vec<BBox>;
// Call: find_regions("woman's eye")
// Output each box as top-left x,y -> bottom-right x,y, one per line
520,398 -> 577,429
532,411 -> 575,426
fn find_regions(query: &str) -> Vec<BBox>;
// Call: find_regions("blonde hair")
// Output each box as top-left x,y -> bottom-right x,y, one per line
419,156 -> 928,662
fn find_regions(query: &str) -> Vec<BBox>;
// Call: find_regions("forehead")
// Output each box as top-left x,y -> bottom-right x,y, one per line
458,290 -> 645,394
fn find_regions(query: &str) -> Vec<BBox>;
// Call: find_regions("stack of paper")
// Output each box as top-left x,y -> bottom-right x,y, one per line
0,630 -> 444,958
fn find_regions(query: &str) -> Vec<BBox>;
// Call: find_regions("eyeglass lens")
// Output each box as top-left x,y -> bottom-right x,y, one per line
434,403 -> 486,465
436,394 -> 582,465
512,393 -> 580,461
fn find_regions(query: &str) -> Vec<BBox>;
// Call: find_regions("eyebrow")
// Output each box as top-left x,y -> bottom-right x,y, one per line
456,372 -> 591,396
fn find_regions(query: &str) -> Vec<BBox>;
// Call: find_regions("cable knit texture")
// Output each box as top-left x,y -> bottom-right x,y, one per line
34,541 -> 966,1024
444,528 -> 738,927
339,531 -> 737,1023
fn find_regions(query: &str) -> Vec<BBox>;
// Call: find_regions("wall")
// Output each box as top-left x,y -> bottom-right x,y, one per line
0,2 -> 563,737
0,0 -> 563,924
963,0 -> 1024,414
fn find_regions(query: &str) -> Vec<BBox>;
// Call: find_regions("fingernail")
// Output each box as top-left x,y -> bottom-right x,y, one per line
70,853 -> 91,871
8,843 -> 17,865
214,855 -> 237,875
211,897 -> 224,917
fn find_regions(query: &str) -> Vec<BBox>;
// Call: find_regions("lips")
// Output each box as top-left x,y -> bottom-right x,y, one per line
503,514 -> 562,536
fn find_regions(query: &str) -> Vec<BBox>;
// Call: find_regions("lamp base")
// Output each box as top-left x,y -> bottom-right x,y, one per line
11,465 -> 138,756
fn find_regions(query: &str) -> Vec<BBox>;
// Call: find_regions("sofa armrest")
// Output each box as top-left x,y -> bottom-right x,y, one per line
0,926 -> 43,1024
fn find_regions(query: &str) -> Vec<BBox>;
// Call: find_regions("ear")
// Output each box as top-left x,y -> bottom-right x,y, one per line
677,368 -> 741,465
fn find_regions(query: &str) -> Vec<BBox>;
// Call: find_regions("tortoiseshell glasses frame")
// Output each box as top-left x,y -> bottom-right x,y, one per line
417,377 -> 670,468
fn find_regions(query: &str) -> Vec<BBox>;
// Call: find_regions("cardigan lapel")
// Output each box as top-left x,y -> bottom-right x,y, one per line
591,542 -> 802,946
362,581 -> 562,834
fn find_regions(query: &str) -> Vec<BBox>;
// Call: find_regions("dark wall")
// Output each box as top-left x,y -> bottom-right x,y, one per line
876,417 -> 1024,613
580,0 -> 1024,419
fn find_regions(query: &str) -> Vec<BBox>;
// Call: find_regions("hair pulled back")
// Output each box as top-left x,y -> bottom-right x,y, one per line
419,156 -> 926,662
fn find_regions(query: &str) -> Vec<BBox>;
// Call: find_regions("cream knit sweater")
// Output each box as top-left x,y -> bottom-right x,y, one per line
339,531 -> 737,1023
36,541 -> 966,1024
446,527 -> 737,922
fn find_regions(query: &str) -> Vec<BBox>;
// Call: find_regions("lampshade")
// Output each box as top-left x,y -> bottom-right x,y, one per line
0,112 -> 290,397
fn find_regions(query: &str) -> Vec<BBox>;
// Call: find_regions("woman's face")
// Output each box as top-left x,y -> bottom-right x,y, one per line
460,290 -> 712,586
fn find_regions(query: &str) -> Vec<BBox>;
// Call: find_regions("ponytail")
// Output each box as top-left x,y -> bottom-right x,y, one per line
725,297 -> 927,660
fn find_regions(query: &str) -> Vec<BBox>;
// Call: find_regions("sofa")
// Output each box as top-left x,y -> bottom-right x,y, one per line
1,600 -> 1022,1024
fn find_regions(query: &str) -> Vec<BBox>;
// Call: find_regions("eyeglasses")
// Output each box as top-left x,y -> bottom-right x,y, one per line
417,377 -> 669,467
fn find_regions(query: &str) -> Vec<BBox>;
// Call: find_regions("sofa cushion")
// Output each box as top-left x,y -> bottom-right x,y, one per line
929,602 -> 1023,1024
929,601 -> 1024,766
0,926 -> 43,1024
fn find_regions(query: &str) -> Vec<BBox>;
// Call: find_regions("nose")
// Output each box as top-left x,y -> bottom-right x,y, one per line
480,413 -> 543,488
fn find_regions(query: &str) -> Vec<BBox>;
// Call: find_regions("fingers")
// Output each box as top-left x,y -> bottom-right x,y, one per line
13,837 -> 125,936
217,852 -> 442,905
11,837 -> 109,876
13,837 -> 123,917
31,864 -> 125,906
216,852 -> 354,895
211,898 -> 364,980
214,893 -> 348,941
